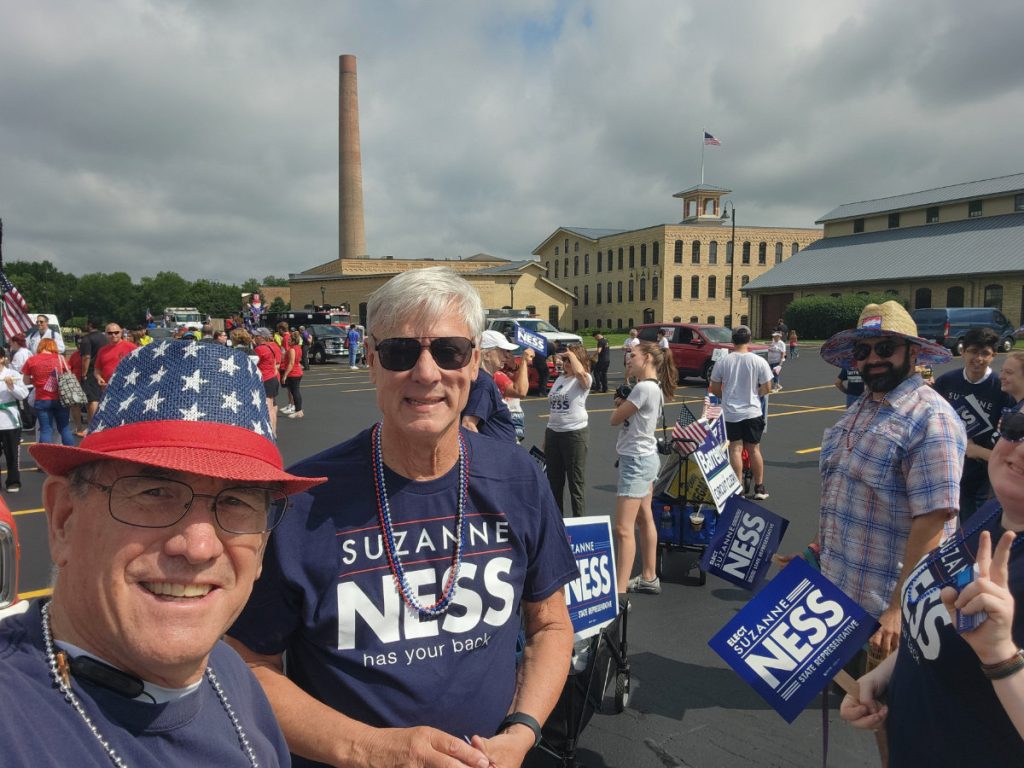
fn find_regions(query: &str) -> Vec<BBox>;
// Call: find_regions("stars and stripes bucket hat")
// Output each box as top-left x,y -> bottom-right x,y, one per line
30,340 -> 325,494
819,300 -> 952,368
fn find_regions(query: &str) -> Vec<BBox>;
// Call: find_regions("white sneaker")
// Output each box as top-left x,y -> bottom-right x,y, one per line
350,365 -> 359,370
280,404 -> 295,414
288,410 -> 304,419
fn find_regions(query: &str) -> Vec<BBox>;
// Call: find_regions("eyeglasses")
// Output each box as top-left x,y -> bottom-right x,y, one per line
372,336 -> 475,372
83,475 -> 288,534
106,331 -> 121,336
852,338 -> 906,362
996,410 -> 1024,443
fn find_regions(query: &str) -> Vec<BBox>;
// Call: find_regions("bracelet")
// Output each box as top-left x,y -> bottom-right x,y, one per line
498,712 -> 543,747
981,649 -> 1024,680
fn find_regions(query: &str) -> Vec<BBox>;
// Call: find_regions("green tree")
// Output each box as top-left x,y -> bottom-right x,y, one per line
261,275 -> 290,287
269,297 -> 289,313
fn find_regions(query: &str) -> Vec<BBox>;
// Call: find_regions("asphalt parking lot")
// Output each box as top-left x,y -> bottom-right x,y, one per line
7,345 -> 993,767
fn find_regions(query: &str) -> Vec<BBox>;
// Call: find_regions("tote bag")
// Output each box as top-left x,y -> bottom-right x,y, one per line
56,355 -> 88,408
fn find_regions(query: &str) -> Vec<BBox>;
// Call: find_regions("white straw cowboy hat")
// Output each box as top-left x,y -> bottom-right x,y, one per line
819,301 -> 952,367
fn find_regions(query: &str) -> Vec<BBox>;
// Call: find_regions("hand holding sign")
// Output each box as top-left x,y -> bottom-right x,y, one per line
839,660 -> 890,731
940,529 -> 1018,665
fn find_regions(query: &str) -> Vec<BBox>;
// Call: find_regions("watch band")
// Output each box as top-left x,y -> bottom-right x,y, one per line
498,711 -> 542,747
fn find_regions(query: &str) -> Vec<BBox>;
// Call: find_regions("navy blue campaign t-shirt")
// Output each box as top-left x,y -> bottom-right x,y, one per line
886,502 -> 1024,766
230,428 -> 577,765
933,368 -> 1014,486
462,369 -> 516,443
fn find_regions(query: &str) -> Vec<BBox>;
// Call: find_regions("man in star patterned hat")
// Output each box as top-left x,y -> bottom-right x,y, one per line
229,267 -> 579,768
0,339 -> 326,766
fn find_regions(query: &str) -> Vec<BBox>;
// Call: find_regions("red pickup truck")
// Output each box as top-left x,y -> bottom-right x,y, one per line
0,496 -> 23,621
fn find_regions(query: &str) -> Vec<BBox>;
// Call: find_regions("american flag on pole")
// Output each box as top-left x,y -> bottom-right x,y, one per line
671,404 -> 708,456
0,269 -> 33,340
704,131 -> 721,146
702,394 -> 722,422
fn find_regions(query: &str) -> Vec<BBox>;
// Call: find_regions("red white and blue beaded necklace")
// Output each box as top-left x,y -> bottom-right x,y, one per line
370,421 -> 467,621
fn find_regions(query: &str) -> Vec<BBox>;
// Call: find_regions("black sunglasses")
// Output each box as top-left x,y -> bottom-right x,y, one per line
852,338 -> 906,362
373,336 -> 475,372
996,410 -> 1024,443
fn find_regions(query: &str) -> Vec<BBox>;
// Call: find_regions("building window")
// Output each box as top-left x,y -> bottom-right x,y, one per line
617,318 -> 623,330
584,253 -> 590,274
888,213 -> 900,228
709,241 -> 718,264
674,240 -> 683,263
574,254 -> 579,276
691,276 -> 699,299
652,241 -> 659,265
639,278 -> 646,301
618,248 -> 624,270
545,261 -> 550,275
640,243 -> 647,267
573,287 -> 578,306
758,242 -> 767,265
724,315 -> 732,329
554,261 -> 559,279
947,286 -> 965,307
526,305 -> 536,315
607,250 -> 613,271
584,285 -> 589,305
596,253 -> 601,273
597,318 -> 602,328
554,246 -> 560,255
791,242 -> 799,256
673,276 -> 682,299
926,207 -> 940,224
726,241 -> 733,264
708,275 -> 717,299
1016,194 -> 1024,212
564,258 -> 568,276
652,276 -> 659,300
629,246 -> 635,268
740,314 -> 748,326
690,315 -> 699,323
692,240 -> 701,264
969,200 -> 983,218
606,282 -> 612,304
984,283 -> 1003,310
914,287 -> 932,309
742,242 -> 751,264
741,275 -> 749,287
853,218 -> 864,233
774,242 -> 783,264
707,315 -> 715,324
574,241 -> 579,252
564,239 -> 569,252
596,283 -> 602,304
617,281 -> 623,302
628,280 -> 635,302
724,274 -> 732,293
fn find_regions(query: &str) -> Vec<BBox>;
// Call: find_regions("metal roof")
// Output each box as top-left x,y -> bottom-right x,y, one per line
672,184 -> 732,197
560,227 -> 630,241
817,172 -> 1024,223
743,212 -> 1024,292
471,260 -> 537,275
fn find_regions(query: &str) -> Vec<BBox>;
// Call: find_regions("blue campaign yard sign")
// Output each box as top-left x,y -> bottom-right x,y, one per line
515,323 -> 548,356
701,496 -> 789,590
562,516 -> 619,639
690,416 -> 742,512
708,558 -> 878,723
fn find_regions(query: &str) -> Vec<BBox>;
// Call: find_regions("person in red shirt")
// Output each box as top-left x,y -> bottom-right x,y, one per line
67,348 -> 85,436
280,330 -> 304,419
94,324 -> 137,386
252,328 -> 282,435
22,338 -> 76,445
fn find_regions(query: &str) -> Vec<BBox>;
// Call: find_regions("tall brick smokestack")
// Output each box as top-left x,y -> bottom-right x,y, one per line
339,54 -> 366,260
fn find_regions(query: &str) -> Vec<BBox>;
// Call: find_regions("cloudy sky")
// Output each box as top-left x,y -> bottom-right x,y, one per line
1,0 -> 1021,282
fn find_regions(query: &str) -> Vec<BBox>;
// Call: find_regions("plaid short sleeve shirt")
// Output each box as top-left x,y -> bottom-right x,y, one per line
819,374 -> 966,618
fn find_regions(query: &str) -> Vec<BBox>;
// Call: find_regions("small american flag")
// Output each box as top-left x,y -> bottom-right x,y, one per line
703,131 -> 721,146
0,269 -> 33,340
703,394 -> 722,422
671,404 -> 708,456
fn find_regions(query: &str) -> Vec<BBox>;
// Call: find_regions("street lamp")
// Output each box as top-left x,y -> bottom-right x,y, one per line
508,278 -> 515,309
722,201 -> 736,327
320,284 -> 326,308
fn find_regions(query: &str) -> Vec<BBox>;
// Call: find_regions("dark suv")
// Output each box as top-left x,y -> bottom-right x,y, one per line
637,323 -> 770,383
306,324 -> 348,364
910,307 -> 1016,355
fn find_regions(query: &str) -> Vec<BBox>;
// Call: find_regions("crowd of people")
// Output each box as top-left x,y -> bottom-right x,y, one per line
2,284 -> 1024,766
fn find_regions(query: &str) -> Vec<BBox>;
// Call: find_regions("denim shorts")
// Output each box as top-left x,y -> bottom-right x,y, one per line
617,452 -> 660,498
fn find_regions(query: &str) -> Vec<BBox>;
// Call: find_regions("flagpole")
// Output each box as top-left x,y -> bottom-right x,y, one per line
700,128 -> 706,185
0,218 -> 6,346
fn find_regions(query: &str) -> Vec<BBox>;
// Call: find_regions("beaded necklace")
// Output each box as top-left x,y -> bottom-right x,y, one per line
41,602 -> 260,768
370,421 -> 467,621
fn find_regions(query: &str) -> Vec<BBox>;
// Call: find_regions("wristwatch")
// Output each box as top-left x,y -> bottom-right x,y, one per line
498,712 -> 543,747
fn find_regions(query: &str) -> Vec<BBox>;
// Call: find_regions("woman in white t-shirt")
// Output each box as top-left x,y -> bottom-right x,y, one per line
544,344 -> 592,517
610,341 -> 677,596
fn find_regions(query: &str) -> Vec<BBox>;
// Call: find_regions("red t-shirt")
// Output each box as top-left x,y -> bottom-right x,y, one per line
254,342 -> 282,382
493,370 -> 513,398
68,350 -> 83,380
23,353 -> 62,401
95,340 -> 138,381
279,338 -> 302,379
